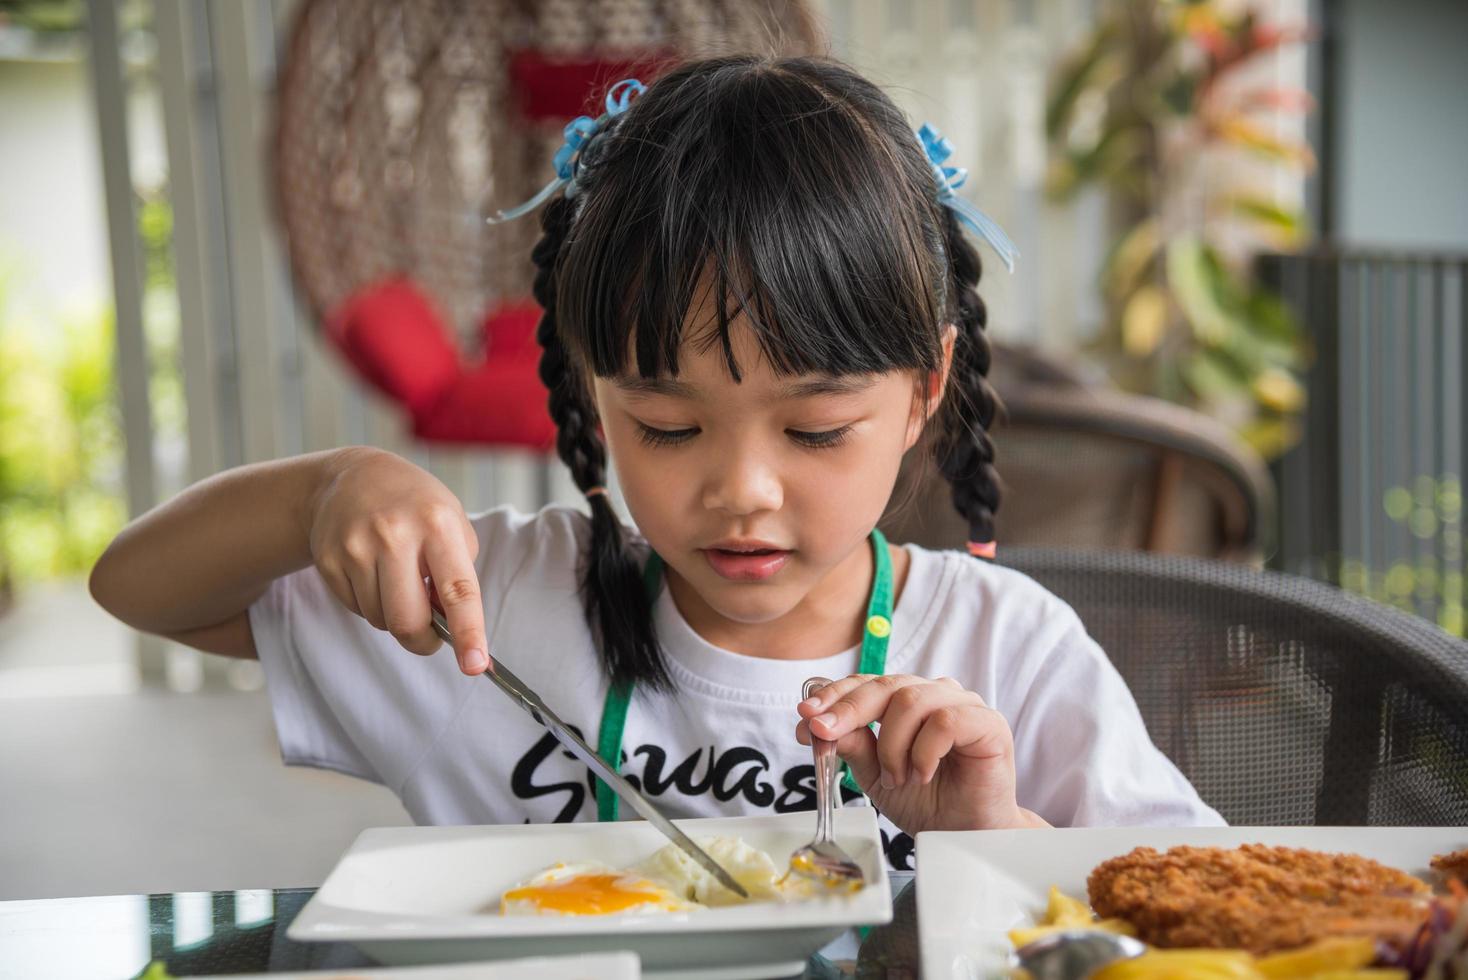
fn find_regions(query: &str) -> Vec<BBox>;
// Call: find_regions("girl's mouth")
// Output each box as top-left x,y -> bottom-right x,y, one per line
701,544 -> 792,582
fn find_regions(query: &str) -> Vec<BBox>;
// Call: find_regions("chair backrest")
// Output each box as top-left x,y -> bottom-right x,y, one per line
1001,547 -> 1468,826
882,372 -> 1277,564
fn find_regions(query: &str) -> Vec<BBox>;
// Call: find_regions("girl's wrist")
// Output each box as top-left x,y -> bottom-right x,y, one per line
294,446 -> 383,546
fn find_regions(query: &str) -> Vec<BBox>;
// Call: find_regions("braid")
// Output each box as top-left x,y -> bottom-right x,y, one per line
934,207 -> 1003,557
533,195 -> 672,691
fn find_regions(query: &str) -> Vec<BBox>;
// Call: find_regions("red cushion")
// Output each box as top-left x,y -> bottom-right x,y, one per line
479,301 -> 543,357
326,279 -> 461,416
326,280 -> 555,449
411,353 -> 555,449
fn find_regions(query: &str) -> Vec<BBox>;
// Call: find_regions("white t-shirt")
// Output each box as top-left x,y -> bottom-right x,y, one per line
249,506 -> 1223,870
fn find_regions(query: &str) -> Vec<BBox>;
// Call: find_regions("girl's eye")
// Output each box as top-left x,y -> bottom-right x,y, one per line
636,423 -> 698,448
787,424 -> 855,449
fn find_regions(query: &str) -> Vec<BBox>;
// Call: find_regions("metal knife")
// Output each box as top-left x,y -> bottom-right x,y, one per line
429,608 -> 750,899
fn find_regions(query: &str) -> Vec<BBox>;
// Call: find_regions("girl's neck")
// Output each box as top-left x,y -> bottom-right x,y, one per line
664,539 -> 911,661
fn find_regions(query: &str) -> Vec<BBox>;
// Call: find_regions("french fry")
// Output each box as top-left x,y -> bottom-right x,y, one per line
1091,949 -> 1263,980
1046,885 -> 1094,925
1256,938 -> 1377,977
1009,887 -> 1137,948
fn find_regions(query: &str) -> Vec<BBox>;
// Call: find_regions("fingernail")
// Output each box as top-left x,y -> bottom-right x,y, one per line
813,712 -> 837,731
801,696 -> 821,710
879,770 -> 895,790
464,648 -> 487,672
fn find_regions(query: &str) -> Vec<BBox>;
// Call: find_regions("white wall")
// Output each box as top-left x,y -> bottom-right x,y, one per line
1335,0 -> 1468,250
0,52 -> 167,317
0,58 -> 112,316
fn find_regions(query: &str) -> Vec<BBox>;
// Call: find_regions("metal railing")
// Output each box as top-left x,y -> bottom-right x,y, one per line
1260,248 -> 1466,636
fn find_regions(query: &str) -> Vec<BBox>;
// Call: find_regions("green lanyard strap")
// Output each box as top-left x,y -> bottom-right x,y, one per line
596,529 -> 894,821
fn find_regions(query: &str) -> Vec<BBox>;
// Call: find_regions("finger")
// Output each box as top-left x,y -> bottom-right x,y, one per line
377,556 -> 438,656
797,674 -> 876,716
317,559 -> 361,617
347,563 -> 385,631
830,726 -> 882,795
910,704 -> 1013,785
424,533 -> 488,675
806,674 -> 927,741
873,685 -> 980,788
794,718 -> 883,798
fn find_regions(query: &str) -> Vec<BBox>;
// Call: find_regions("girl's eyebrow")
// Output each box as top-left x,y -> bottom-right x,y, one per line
614,377 -> 698,398
781,377 -> 877,398
614,376 -> 876,399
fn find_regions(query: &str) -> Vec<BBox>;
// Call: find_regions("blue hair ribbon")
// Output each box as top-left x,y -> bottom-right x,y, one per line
918,123 -> 1018,274
486,78 -> 646,225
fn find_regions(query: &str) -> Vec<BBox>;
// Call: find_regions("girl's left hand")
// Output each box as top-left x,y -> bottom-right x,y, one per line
794,674 -> 1050,836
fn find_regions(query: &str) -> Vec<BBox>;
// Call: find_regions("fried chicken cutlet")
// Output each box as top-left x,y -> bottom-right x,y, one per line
1432,848 -> 1468,885
1087,843 -> 1431,954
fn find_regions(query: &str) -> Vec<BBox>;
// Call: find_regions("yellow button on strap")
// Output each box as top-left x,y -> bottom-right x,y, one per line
865,615 -> 891,639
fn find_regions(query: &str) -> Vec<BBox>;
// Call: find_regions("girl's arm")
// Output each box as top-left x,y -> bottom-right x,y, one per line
89,447 -> 491,673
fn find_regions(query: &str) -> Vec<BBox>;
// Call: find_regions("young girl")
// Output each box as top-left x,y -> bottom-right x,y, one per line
90,55 -> 1221,871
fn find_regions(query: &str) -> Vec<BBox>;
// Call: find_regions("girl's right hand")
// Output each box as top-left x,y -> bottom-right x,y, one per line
306,448 -> 490,674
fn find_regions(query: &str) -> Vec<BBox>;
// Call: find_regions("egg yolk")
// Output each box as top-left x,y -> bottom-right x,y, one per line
502,873 -> 675,915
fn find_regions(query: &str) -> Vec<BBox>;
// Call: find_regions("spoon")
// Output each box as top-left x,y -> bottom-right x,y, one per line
1012,929 -> 1147,980
786,676 -> 865,892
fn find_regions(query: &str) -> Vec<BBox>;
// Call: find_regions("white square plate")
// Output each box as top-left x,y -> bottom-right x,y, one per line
288,810 -> 892,979
916,825 -> 1468,980
203,952 -> 640,979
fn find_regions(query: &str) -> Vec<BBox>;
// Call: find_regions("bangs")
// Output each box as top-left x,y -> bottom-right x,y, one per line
556,56 -> 949,384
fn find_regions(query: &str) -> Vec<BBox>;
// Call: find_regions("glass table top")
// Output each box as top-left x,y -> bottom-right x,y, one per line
0,876 -> 919,979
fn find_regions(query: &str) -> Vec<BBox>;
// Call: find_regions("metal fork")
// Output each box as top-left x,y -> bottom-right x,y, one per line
786,676 -> 865,891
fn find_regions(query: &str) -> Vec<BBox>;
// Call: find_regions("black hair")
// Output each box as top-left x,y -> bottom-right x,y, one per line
531,55 -> 1001,691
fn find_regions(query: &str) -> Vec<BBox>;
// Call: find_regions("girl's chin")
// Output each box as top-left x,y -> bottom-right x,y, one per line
693,579 -> 807,626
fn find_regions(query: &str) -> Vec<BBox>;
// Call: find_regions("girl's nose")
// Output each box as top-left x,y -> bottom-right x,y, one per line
701,449 -> 784,516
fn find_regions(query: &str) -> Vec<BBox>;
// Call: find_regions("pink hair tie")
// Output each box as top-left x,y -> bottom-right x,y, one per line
584,486 -> 610,500
967,540 -> 997,559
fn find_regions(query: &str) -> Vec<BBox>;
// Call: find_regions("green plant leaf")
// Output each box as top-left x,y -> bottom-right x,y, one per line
1101,218 -> 1162,301
1226,194 -> 1310,247
1159,72 -> 1199,115
1214,116 -> 1316,170
1243,286 -> 1301,344
1238,415 -> 1302,459
1045,22 -> 1120,141
1166,237 -> 1234,345
1181,347 -> 1248,400
1045,122 -> 1144,201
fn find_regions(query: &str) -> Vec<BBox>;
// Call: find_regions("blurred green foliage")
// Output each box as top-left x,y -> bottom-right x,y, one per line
1046,0 -> 1314,459
1340,476 -> 1466,638
0,185 -> 182,588
0,0 -> 149,34
0,283 -> 126,584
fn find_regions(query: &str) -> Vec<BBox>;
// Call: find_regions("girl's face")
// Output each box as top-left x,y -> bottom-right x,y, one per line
593,308 -> 951,633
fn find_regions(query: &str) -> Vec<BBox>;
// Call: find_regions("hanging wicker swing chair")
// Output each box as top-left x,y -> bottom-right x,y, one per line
272,0 -> 819,447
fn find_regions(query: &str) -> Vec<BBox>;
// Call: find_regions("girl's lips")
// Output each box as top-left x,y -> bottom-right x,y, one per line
701,547 -> 791,582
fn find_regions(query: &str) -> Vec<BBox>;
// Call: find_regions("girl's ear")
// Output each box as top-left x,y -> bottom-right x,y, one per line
905,324 -> 959,450
932,323 -> 958,405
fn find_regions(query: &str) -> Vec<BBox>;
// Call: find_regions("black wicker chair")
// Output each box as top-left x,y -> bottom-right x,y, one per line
1000,548 -> 1468,826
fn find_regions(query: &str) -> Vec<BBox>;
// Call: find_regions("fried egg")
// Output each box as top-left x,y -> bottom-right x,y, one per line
499,861 -> 695,917
500,837 -> 834,918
